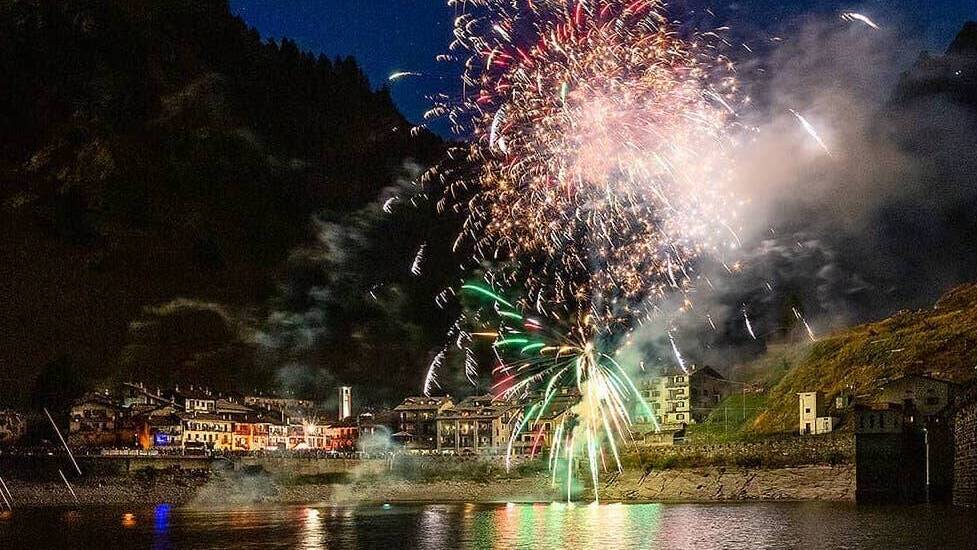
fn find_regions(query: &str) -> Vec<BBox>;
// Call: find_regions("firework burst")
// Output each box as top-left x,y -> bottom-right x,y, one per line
432,0 -> 744,335
463,283 -> 657,500
413,0 -> 747,499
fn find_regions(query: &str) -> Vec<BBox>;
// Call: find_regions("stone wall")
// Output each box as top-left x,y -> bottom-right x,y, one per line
626,432 -> 854,469
954,385 -> 977,507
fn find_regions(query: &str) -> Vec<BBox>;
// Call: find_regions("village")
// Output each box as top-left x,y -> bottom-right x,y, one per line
0,366 -> 740,457
1,363 -> 977,506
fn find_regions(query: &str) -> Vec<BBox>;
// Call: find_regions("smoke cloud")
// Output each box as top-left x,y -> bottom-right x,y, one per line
629,13 -> 977,371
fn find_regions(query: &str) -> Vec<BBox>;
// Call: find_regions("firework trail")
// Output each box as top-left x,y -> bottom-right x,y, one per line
410,242 -> 427,276
742,307 -> 757,340
793,307 -> 817,342
388,71 -> 422,81
423,348 -> 446,395
668,331 -> 688,373
45,408 -> 81,476
789,109 -> 833,157
59,469 -> 79,504
840,11 -> 880,31
0,476 -> 11,510
0,476 -> 12,508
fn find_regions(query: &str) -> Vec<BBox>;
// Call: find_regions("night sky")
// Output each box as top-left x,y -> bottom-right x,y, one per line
229,0 -> 975,131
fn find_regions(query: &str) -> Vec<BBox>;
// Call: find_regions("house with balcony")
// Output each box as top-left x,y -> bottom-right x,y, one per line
394,396 -> 454,452
68,392 -> 126,446
268,417 -> 289,450
634,366 -> 733,429
435,395 -> 521,455
509,392 -> 577,456
324,418 -> 359,452
180,412 -> 233,450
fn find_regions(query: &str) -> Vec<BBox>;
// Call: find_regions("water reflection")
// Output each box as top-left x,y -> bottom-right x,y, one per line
152,504 -> 171,550
1,502 -> 976,549
299,507 -> 326,550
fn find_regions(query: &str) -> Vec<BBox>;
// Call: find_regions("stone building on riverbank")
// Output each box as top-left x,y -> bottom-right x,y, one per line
853,374 -> 957,503
953,384 -> 977,507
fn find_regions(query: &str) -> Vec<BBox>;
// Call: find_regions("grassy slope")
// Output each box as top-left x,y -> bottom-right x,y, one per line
749,283 -> 977,434
686,392 -> 769,444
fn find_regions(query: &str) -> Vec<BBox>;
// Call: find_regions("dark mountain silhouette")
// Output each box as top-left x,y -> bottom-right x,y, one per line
0,0 -> 443,406
894,21 -> 977,107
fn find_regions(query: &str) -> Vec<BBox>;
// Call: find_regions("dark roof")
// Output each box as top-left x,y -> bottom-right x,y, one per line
178,412 -> 230,422
169,387 -> 217,401
692,366 -> 726,380
854,401 -> 905,412
146,414 -> 183,427
73,392 -> 118,408
330,418 -> 358,428
216,399 -> 254,414
394,396 -> 454,411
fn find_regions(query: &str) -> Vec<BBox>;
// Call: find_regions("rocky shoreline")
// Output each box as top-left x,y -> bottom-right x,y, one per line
1,464 -> 854,507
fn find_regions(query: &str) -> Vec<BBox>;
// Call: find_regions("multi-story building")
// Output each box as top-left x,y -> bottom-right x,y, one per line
394,396 -> 454,451
142,412 -> 184,450
635,366 -> 733,428
874,374 -> 957,417
68,392 -> 125,446
167,386 -> 217,414
508,392 -> 577,456
798,391 -> 837,435
324,418 -> 358,452
232,415 -> 261,451
435,395 -> 521,455
217,398 -> 254,418
180,412 -> 233,450
268,418 -> 289,450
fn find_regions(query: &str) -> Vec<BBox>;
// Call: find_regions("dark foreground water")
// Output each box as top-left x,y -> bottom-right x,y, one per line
2,501 -> 976,549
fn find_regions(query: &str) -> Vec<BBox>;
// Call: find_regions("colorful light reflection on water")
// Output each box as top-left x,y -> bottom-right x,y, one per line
0,502 -> 976,549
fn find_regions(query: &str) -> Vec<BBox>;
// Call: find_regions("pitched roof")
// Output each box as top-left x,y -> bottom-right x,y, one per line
216,399 -> 254,414
178,412 -> 230,423
394,396 -> 454,411
72,392 -> 118,408
169,387 -> 217,401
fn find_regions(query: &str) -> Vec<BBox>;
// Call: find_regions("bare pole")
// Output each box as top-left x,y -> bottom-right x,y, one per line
44,407 -> 82,475
58,469 -> 79,504
0,475 -> 12,509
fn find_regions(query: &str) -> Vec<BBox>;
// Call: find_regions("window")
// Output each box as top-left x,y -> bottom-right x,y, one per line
676,414 -> 685,420
805,408 -> 811,414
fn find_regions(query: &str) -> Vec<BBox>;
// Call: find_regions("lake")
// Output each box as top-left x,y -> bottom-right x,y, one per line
1,501 -> 976,549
